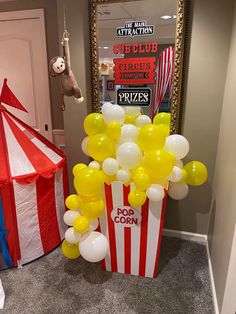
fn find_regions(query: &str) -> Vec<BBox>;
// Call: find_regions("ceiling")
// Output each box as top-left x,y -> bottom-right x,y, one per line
97,0 -> 177,59
98,0 -> 177,28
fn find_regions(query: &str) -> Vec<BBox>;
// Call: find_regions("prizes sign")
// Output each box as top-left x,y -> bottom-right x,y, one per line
111,206 -> 142,227
116,20 -> 155,37
114,57 -> 156,85
117,88 -> 151,106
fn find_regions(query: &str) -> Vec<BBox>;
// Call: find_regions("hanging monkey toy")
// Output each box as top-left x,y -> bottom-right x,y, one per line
49,31 -> 84,111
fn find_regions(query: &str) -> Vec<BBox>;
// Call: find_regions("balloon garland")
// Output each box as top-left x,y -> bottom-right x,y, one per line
61,103 -> 208,262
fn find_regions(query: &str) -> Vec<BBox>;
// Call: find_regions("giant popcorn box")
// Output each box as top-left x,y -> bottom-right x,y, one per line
98,181 -> 167,278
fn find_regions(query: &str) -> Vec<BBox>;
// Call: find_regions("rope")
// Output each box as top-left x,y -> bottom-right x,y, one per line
63,0 -> 69,40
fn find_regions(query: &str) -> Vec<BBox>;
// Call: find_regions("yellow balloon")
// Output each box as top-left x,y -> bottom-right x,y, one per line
73,216 -> 89,233
84,113 -> 106,136
61,240 -> 80,259
80,199 -> 105,219
137,124 -> 166,151
150,176 -> 169,188
143,149 -> 176,181
153,112 -> 171,127
72,163 -> 87,176
133,172 -> 150,191
87,133 -> 115,161
184,161 -> 208,186
65,194 -> 82,210
74,167 -> 104,197
181,169 -> 188,182
158,124 -> 170,137
124,114 -> 136,125
81,194 -> 101,202
128,189 -> 147,207
105,121 -> 121,141
103,173 -> 117,185
131,166 -> 145,178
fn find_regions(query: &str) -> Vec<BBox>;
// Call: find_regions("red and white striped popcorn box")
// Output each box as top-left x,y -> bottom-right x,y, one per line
98,181 -> 167,278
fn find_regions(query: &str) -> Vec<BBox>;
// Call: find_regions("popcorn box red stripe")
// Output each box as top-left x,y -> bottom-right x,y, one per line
99,182 -> 167,278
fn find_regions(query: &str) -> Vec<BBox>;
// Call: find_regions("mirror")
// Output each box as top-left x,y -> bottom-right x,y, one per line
89,0 -> 188,133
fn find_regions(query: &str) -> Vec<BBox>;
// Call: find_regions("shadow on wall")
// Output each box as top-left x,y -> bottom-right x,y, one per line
163,1 -> 214,233
207,199 -> 216,252
164,180 -> 212,234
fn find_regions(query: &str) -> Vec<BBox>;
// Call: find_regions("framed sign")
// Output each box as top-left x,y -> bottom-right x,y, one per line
116,20 -> 155,37
107,80 -> 115,91
117,88 -> 151,106
113,57 -> 156,85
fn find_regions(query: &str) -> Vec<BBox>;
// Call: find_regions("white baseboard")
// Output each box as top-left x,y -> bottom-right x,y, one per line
163,228 -> 219,314
163,228 -> 207,243
206,240 -> 219,314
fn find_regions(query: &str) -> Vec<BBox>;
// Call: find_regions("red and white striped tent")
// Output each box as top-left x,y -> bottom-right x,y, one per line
0,79 -> 68,268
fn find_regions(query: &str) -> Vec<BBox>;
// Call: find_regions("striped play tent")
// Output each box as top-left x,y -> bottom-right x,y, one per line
152,46 -> 175,118
0,79 -> 68,268
99,182 -> 167,278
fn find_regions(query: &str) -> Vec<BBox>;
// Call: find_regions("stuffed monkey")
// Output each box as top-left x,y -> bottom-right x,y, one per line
49,33 -> 84,110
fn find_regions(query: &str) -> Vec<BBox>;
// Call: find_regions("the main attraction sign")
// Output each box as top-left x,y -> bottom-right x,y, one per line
116,20 -> 155,37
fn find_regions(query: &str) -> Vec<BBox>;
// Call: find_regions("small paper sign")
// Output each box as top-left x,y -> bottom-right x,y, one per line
113,42 -> 158,55
116,20 -> 155,37
117,88 -> 151,106
113,57 -> 156,85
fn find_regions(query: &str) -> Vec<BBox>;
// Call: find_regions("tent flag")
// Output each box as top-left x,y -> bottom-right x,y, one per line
0,196 -> 12,268
0,79 -> 28,113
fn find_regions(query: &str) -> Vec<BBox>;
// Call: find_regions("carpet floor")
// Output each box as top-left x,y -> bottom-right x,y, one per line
0,237 -> 214,314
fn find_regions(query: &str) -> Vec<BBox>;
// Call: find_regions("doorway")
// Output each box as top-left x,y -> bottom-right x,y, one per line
0,9 -> 52,141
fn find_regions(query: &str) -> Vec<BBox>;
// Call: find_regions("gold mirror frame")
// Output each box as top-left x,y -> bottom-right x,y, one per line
89,0 -> 189,134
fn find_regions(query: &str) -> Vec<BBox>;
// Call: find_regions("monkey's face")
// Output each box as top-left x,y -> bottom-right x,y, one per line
52,57 -> 65,74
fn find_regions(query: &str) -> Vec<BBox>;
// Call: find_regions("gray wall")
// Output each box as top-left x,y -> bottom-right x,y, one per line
0,0 -> 64,130
164,0 -> 234,234
57,0 -> 91,192
208,1 -> 236,311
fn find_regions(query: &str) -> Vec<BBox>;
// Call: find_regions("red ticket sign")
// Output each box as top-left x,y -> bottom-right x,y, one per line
114,57 -> 156,85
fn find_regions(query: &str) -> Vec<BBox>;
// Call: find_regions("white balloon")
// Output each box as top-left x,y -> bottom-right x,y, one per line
103,104 -> 125,124
146,184 -> 165,202
81,136 -> 89,156
102,158 -> 119,176
63,210 -> 80,226
116,169 -> 131,184
88,160 -> 101,170
116,142 -> 142,169
120,124 -> 138,143
164,135 -> 189,160
124,106 -> 141,117
169,166 -> 183,183
101,102 -> 113,114
89,219 -> 99,231
168,182 -> 189,200
135,115 -> 152,127
65,227 -> 81,244
79,231 -> 109,262
175,159 -> 184,168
